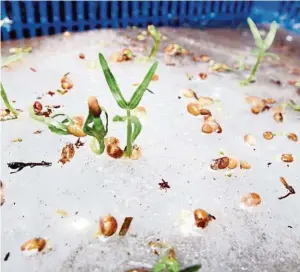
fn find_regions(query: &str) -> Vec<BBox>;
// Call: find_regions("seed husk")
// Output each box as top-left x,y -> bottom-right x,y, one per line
241,193 -> 261,207
198,96 -> 214,107
264,98 -> 276,104
61,74 -> 73,90
151,74 -> 159,81
0,109 -> 10,118
251,106 -> 261,114
263,131 -> 274,140
287,133 -> 298,142
240,161 -> 251,169
0,180 -> 4,206
59,143 -> 75,165
194,209 -> 215,229
33,101 -> 43,113
21,238 -> 47,252
273,112 -> 283,122
187,103 -> 201,116
228,158 -> 238,169
202,123 -> 213,134
119,217 -> 133,236
246,96 -> 263,107
281,154 -> 293,163
182,89 -> 196,98
133,106 -> 147,118
211,157 -> 230,170
107,144 -> 123,159
130,145 -> 142,160
104,137 -> 120,146
88,96 -> 101,117
244,134 -> 256,146
199,73 -> 207,80
99,215 -> 118,237
216,123 -> 222,133
79,53 -> 85,59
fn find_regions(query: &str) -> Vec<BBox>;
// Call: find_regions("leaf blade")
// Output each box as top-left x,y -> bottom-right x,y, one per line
113,115 -> 127,122
247,17 -> 263,49
48,124 -> 69,135
1,83 -> 18,116
98,53 -> 128,109
263,21 -> 278,50
129,116 -> 142,143
128,61 -> 158,109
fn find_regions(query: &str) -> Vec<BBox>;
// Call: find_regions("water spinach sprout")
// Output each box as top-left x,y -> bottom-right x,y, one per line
148,25 -> 161,59
99,53 -> 158,157
241,18 -> 278,86
1,83 -> 18,117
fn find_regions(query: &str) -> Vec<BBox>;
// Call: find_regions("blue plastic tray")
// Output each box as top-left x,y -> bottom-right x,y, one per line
1,1 -> 299,41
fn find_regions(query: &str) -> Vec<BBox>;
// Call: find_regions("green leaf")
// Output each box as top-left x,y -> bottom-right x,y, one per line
288,100 -> 300,111
48,124 -> 69,135
113,115 -> 127,122
1,53 -> 29,67
129,116 -> 142,143
263,21 -> 278,50
1,83 -> 18,116
83,112 -> 95,136
247,17 -> 263,49
180,265 -> 202,272
128,61 -> 158,109
98,53 -> 128,109
263,52 -> 280,60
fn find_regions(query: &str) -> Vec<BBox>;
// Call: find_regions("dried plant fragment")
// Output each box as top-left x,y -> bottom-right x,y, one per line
47,91 -> 55,96
194,209 -> 216,229
21,238 -> 46,253
273,112 -> 283,122
107,144 -> 124,159
152,74 -> 159,81
193,54 -> 210,62
281,154 -> 293,163
241,193 -> 261,207
79,53 -> 85,59
0,181 -> 4,206
112,48 -> 134,62
287,133 -> 298,142
159,179 -> 170,190
104,137 -> 120,146
56,209 -> 68,217
164,43 -> 188,56
59,143 -> 75,165
99,215 -> 118,237
240,161 -> 251,169
211,157 -> 229,170
119,217 -> 133,236
11,138 -> 22,143
244,134 -> 256,146
263,131 -> 274,140
33,130 -> 42,134
279,177 -> 296,200
129,144 -> 142,160
74,138 -> 84,148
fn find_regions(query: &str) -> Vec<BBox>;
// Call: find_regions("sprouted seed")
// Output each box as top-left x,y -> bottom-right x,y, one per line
281,154 -> 293,163
279,177 -> 296,200
99,53 -> 158,157
194,209 -> 216,229
241,18 -> 278,86
148,25 -> 161,59
1,83 -> 18,117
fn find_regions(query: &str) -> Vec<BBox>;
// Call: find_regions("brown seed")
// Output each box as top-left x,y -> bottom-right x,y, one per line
200,54 -> 210,62
199,73 -> 207,80
194,209 -> 215,229
273,112 -> 283,122
33,101 -> 43,113
130,145 -> 142,160
199,109 -> 211,116
211,157 -> 229,170
61,75 -> 73,90
263,131 -> 274,140
104,137 -> 120,146
287,133 -> 298,142
281,154 -> 294,163
264,98 -> 276,104
79,53 -> 85,59
99,215 -> 118,237
240,161 -> 251,169
251,106 -> 261,114
152,74 -> 159,81
21,238 -> 47,252
0,109 -> 10,118
228,158 -> 238,169
88,96 -> 101,117
187,103 -> 201,116
244,134 -> 256,146
241,193 -> 261,207
107,144 -> 124,159
202,123 -> 213,134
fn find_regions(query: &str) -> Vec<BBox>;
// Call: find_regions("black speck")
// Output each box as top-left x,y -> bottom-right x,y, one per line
75,211 -> 78,215
267,162 -> 272,167
4,252 -> 10,261
288,225 -> 293,228
287,164 -> 290,167
178,96 -> 182,99
13,202 -> 16,205
253,149 -> 256,151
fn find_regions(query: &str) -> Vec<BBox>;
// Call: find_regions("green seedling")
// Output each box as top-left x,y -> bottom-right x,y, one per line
83,97 -> 108,155
1,83 -> 18,117
148,25 -> 161,59
99,53 -> 158,157
288,100 -> 300,111
151,249 -> 201,272
241,18 -> 278,86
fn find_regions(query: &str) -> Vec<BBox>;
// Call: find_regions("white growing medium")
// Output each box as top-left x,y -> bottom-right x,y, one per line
1,28 -> 300,272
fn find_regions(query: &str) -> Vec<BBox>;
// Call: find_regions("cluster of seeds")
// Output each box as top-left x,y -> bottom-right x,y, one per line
210,157 -> 250,170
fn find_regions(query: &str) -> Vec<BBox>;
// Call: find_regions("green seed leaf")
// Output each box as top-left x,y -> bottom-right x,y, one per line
48,124 -> 69,135
98,53 -> 128,109
1,83 -> 18,116
90,138 -> 105,155
113,115 -> 127,122
180,265 -> 202,272
263,52 -> 280,60
128,61 -> 158,109
247,17 -> 263,49
1,53 -> 29,67
288,100 -> 300,111
129,116 -> 142,143
263,21 -> 278,51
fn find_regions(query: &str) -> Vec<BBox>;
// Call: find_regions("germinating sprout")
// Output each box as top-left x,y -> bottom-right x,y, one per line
0,83 -> 18,117
148,25 -> 161,59
99,53 -> 158,158
1,47 -> 32,68
241,18 -> 278,86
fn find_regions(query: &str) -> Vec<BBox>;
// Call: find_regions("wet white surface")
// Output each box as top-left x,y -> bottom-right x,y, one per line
1,28 -> 300,271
